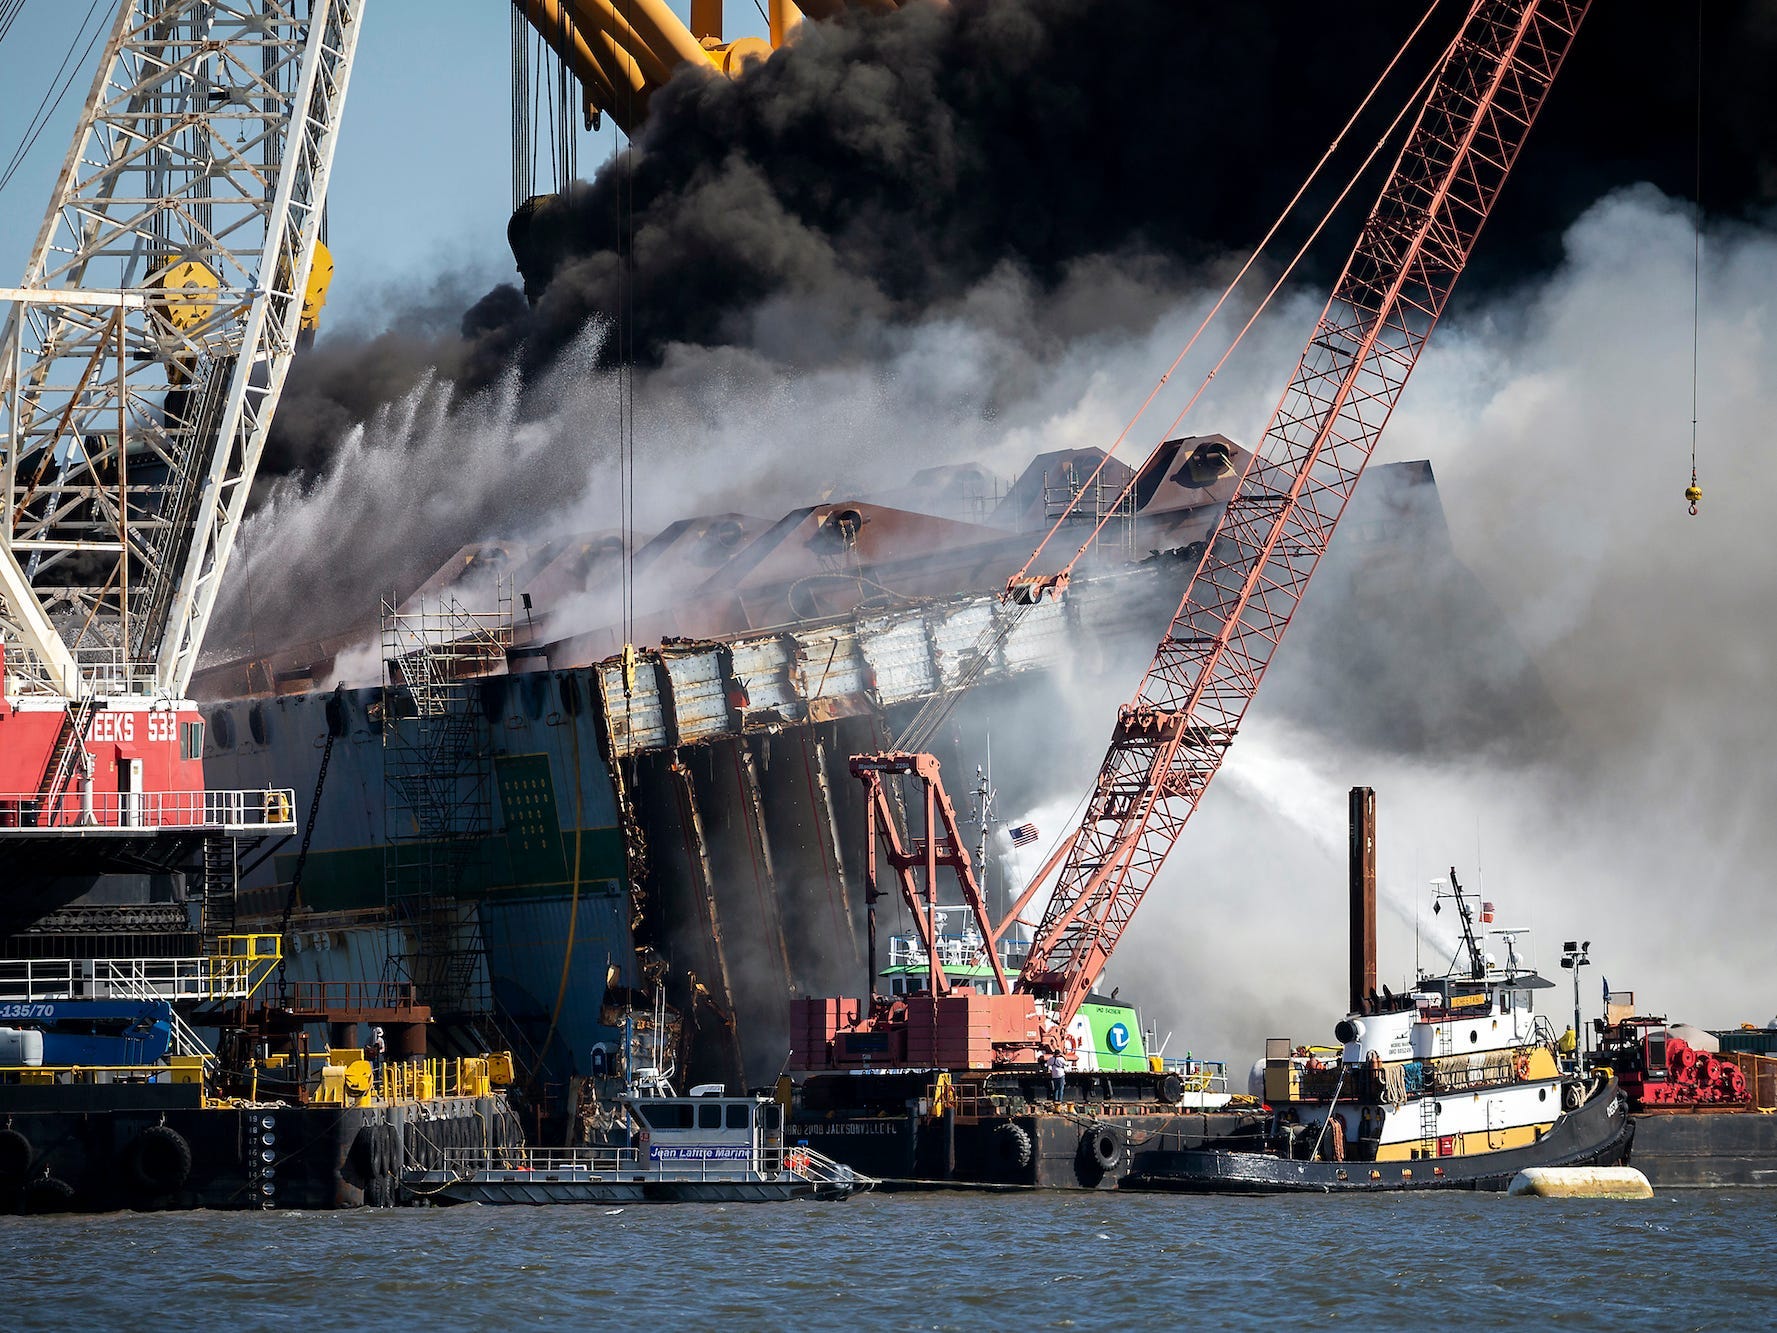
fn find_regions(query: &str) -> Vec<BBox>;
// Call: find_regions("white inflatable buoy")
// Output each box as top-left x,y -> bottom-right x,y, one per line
1507,1167 -> 1653,1199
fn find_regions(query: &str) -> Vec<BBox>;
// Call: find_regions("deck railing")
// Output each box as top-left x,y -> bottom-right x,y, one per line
0,935 -> 282,1004
281,980 -> 421,1013
0,788 -> 297,833
427,1141 -> 866,1188
1159,1057 -> 1230,1094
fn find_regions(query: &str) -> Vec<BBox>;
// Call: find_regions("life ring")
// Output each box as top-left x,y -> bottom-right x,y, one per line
263,791 -> 292,823
1513,1053 -> 1531,1081
1059,1030 -> 1082,1060
130,1124 -> 193,1195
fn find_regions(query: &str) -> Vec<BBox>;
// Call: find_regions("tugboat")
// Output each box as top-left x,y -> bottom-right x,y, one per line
1127,790 -> 1634,1193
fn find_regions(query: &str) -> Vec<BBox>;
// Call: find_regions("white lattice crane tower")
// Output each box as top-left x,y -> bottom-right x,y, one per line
0,0 -> 363,702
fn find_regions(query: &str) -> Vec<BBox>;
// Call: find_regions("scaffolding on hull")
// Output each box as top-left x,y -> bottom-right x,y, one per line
379,585 -> 512,1016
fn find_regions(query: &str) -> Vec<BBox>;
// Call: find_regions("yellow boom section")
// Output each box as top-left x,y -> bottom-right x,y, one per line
514,0 -> 919,137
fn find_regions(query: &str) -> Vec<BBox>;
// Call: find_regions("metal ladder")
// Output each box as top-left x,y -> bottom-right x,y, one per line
36,695 -> 96,825
198,836 -> 237,955
1420,1022 -> 1454,1157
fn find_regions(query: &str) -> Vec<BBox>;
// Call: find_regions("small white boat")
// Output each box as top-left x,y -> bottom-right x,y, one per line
405,1088 -> 874,1205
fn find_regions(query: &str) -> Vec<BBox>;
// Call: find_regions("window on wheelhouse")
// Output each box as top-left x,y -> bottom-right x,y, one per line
762,1103 -> 782,1131
725,1103 -> 750,1130
697,1103 -> 722,1130
634,1102 -> 693,1130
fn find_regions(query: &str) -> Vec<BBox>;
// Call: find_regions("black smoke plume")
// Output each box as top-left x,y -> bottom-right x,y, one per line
266,0 -> 1777,483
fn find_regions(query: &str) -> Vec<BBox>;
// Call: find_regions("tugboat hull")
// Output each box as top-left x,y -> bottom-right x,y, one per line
1126,1078 -> 1634,1194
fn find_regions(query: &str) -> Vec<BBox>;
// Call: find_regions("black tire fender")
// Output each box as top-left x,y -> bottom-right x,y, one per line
0,1128 -> 33,1186
1085,1123 -> 1127,1173
130,1124 -> 193,1195
995,1122 -> 1034,1169
21,1176 -> 75,1214
1158,1073 -> 1184,1105
347,1126 -> 378,1188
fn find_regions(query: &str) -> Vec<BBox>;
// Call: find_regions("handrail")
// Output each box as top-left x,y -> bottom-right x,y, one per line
1159,1057 -> 1230,1093
426,1141 -> 872,1189
0,935 -> 282,1003
96,964 -> 213,1060
0,787 -> 297,833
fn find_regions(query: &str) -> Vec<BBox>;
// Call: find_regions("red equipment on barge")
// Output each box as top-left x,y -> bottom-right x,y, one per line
1590,1001 -> 1777,1187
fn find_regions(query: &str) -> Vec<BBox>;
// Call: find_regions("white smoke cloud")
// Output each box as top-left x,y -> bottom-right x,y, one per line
1116,187 -> 1777,1064
215,256 -> 1305,665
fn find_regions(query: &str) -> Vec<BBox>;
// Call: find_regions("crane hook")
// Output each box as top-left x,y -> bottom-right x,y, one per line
1686,467 -> 1701,518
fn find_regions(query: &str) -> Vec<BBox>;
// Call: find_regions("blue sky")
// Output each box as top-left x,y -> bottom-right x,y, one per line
0,2 -> 761,330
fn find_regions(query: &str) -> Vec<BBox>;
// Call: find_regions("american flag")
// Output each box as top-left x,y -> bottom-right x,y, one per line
1008,822 -> 1039,848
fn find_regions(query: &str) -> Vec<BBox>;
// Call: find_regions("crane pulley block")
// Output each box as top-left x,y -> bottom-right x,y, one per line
1111,706 -> 1189,745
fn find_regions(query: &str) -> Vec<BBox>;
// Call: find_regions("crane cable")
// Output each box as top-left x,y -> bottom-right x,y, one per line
511,4 -> 532,210
620,0 -> 638,653
892,2 -> 1454,755
0,0 -> 107,200
1007,0 -> 1452,590
0,0 -> 27,46
1041,4 -> 1467,592
1685,0 -> 1704,518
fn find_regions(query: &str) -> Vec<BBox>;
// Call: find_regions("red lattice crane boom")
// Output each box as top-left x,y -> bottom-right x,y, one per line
1017,0 -> 1591,1027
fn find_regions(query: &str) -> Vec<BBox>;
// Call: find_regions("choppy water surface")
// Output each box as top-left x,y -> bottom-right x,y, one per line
8,1189 -> 1776,1328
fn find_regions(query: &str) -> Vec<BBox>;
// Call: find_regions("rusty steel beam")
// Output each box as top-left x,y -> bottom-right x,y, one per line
1349,786 -> 1377,1014
667,756 -> 736,1022
851,751 -> 1008,998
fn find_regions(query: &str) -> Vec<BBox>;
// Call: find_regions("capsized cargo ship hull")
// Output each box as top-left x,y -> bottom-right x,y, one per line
196,440 -> 1266,1102
187,452 -> 1552,1115
198,562 -> 1194,1097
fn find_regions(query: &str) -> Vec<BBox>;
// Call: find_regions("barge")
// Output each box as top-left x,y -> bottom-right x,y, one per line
0,935 -> 523,1213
